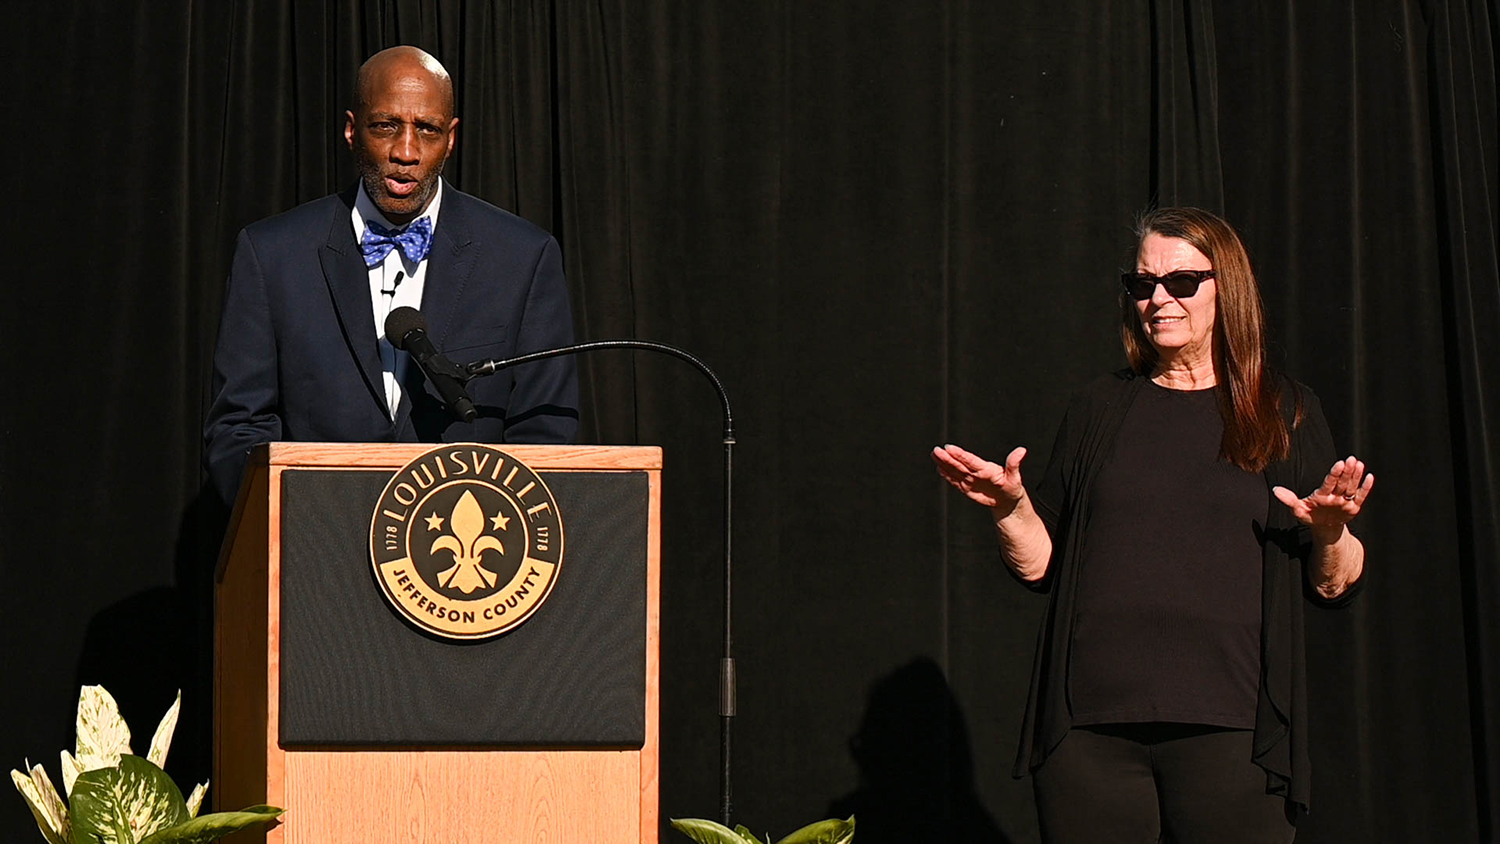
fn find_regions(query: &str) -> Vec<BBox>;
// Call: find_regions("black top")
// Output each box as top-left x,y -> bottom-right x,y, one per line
1019,370 -> 1362,811
1068,381 -> 1267,728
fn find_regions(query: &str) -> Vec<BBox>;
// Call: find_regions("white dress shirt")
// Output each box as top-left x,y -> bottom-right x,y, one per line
351,180 -> 444,418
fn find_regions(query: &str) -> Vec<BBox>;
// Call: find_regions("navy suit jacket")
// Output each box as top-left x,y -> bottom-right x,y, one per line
204,182 -> 578,505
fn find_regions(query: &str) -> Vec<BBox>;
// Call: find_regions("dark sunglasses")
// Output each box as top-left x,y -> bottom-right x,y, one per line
1119,269 -> 1215,301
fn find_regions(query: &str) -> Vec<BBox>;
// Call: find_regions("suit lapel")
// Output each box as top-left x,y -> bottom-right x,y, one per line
394,182 -> 480,435
419,182 -> 480,349
319,189 -> 388,419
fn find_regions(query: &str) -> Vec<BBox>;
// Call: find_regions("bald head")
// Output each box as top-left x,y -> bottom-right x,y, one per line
346,46 -> 460,223
354,46 -> 455,120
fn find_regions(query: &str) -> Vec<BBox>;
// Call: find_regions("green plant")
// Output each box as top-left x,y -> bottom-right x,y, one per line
11,685 -> 283,844
670,815 -> 854,844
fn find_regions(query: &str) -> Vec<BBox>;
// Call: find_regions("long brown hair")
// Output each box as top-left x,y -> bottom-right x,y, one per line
1120,207 -> 1299,472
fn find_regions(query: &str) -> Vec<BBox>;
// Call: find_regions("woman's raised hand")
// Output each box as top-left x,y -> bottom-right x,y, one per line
931,444 -> 1029,516
933,443 -> 1054,580
1272,455 -> 1375,540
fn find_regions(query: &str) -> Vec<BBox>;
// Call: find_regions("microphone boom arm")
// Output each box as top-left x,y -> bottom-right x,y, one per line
465,340 -> 733,436
465,338 -> 739,826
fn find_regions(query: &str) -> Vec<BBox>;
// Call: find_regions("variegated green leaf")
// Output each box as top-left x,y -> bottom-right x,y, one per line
775,816 -> 855,844
136,805 -> 283,844
734,825 -> 768,844
69,756 -> 188,844
670,818 -> 766,844
74,687 -> 132,774
147,692 -> 181,769
11,764 -> 70,844
30,763 -> 71,840
184,782 -> 207,818
60,751 -> 84,797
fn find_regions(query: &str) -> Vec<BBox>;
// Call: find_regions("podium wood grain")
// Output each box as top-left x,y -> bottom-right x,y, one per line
215,444 -> 662,843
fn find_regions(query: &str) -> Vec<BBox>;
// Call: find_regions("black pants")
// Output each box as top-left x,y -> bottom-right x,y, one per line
1033,724 -> 1297,844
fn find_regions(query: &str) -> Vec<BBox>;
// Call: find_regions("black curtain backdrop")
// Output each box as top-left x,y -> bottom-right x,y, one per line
3,2 -> 1496,842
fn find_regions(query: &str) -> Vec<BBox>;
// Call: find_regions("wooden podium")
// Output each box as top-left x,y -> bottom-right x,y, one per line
214,443 -> 661,843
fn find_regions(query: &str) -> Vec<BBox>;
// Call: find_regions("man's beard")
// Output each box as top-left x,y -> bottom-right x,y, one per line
357,156 -> 442,221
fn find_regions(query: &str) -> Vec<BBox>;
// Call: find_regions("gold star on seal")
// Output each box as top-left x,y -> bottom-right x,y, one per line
425,512 -> 445,531
490,511 -> 511,531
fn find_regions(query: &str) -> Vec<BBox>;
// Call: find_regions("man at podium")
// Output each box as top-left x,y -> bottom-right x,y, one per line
203,45 -> 578,506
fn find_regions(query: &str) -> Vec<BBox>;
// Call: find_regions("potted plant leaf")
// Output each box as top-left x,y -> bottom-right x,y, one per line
11,685 -> 282,843
671,815 -> 855,844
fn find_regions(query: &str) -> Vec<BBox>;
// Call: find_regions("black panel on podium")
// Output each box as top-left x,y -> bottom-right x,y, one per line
276,469 -> 649,747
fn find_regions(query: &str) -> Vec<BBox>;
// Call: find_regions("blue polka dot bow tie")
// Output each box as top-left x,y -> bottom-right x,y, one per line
360,217 -> 434,268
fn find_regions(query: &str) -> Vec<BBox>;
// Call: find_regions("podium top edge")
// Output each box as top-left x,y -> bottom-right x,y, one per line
259,442 -> 663,471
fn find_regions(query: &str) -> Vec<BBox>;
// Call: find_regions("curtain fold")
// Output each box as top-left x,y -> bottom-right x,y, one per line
1151,0 -> 1224,208
1425,1 -> 1500,837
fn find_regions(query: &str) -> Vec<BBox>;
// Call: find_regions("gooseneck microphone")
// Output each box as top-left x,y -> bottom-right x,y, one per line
383,306 -> 478,423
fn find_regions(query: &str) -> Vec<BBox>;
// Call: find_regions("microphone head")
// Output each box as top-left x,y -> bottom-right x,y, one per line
384,307 -> 427,351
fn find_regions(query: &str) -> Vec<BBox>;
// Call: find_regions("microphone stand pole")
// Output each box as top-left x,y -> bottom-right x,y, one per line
466,340 -> 737,826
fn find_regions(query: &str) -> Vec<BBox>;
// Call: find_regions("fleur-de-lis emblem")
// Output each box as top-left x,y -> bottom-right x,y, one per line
430,490 -> 505,594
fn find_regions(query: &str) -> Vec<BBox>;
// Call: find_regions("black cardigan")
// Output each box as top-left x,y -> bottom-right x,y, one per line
1016,369 -> 1361,811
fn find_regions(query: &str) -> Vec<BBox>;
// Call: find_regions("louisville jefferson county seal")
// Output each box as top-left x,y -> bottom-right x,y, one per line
370,445 -> 564,640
